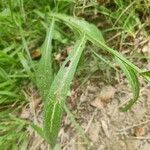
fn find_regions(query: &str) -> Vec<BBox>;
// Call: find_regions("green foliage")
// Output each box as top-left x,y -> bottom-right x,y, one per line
115,57 -> 140,111
43,35 -> 87,147
36,19 -> 54,101
34,12 -> 149,148
35,7 -> 149,147
140,70 -> 150,81
0,0 -> 149,149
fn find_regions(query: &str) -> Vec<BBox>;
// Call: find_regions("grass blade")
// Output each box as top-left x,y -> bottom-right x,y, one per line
43,34 -> 87,147
18,52 -> 32,78
36,19 -> 55,100
31,124 -> 45,140
115,57 -> 140,111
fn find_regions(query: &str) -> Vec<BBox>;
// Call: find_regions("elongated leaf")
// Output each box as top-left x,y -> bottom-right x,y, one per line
43,34 -> 87,147
0,91 -> 18,97
18,52 -> 33,79
115,57 -> 140,111
31,124 -> 45,140
36,19 -> 55,100
37,13 -> 148,78
46,13 -> 150,112
50,13 -> 105,43
48,13 -> 143,74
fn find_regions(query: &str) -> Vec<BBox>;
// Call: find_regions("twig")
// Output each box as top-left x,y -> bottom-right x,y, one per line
128,136 -> 150,140
117,119 -> 150,132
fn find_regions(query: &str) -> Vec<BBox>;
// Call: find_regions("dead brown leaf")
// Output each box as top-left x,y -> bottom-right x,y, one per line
134,126 -> 146,137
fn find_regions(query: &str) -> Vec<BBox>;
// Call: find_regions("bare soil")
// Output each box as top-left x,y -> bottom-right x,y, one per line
60,77 -> 150,150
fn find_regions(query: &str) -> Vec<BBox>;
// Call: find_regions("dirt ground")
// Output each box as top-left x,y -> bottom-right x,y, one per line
60,77 -> 150,150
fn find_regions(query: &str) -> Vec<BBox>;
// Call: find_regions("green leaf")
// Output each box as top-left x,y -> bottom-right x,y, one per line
0,67 -> 8,81
49,13 -> 105,43
140,70 -> 150,81
31,124 -> 45,140
36,18 -> 55,101
18,52 -> 33,79
0,51 -> 15,65
43,34 -> 87,147
47,13 -> 150,112
115,57 -> 140,112
48,13 -> 142,74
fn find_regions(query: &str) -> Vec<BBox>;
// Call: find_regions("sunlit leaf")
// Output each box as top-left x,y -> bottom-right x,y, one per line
43,34 -> 87,147
36,19 -> 55,100
48,13 -> 142,74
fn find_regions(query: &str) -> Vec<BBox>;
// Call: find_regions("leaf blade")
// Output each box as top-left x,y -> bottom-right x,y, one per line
115,57 -> 140,111
36,18 -> 55,100
43,34 -> 87,147
48,13 -> 142,74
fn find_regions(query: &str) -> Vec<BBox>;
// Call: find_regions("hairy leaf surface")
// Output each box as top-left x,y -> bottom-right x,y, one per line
43,35 -> 87,147
36,19 -> 55,100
